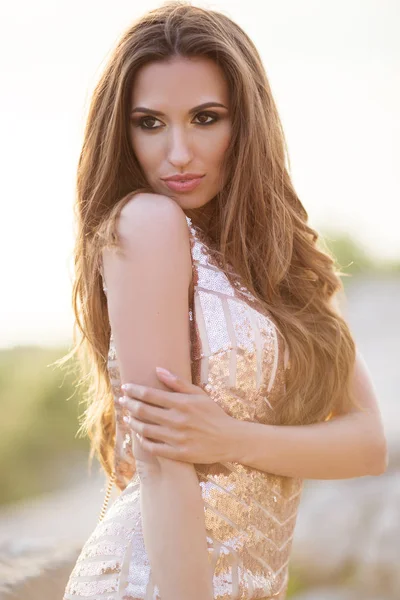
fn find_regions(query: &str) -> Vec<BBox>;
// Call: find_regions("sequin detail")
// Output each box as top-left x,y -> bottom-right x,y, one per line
64,215 -> 301,600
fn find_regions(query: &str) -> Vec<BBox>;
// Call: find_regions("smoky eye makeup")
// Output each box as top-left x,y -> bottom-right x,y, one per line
130,111 -> 222,130
130,115 -> 161,129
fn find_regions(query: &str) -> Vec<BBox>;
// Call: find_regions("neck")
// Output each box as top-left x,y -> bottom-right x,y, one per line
185,196 -> 218,240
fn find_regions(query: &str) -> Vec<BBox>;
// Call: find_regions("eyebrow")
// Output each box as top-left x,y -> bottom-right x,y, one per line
131,101 -> 228,116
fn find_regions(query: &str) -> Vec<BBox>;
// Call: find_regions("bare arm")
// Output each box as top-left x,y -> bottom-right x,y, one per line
227,347 -> 388,479
102,194 -> 213,600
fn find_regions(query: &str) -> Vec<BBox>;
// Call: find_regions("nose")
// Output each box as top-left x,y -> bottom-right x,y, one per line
167,126 -> 193,168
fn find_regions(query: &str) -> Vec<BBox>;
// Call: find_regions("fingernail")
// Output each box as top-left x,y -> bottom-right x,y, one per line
156,367 -> 176,379
123,415 -> 130,424
121,384 -> 129,391
118,396 -> 126,404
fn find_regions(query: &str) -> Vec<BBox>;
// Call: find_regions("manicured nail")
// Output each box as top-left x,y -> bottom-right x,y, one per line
118,396 -> 126,404
123,415 -> 130,424
156,367 -> 176,379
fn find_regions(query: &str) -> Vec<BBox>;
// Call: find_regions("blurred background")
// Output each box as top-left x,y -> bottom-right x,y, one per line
0,1 -> 399,598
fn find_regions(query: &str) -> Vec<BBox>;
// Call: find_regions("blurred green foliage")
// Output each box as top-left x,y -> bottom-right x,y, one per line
319,229 -> 400,276
0,346 -> 88,506
287,565 -> 308,597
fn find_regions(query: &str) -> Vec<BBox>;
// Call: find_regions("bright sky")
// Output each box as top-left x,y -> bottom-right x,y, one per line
1,0 -> 399,348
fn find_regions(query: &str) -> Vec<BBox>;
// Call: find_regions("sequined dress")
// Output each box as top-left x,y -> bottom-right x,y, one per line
63,215 -> 303,600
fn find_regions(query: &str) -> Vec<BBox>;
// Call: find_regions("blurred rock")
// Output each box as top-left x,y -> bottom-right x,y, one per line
291,466 -> 400,599
0,468 -> 107,599
0,467 -> 107,546
288,275 -> 400,599
291,588 -> 385,600
291,589 -> 353,600
0,539 -> 80,600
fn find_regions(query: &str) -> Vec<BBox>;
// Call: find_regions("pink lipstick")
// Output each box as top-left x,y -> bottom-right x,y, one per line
161,173 -> 205,193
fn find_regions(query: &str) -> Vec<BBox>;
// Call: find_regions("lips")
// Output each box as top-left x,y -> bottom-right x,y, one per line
162,176 -> 204,193
162,174 -> 205,182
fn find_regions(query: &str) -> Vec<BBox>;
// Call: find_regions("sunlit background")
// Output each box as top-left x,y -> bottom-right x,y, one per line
0,1 -> 398,598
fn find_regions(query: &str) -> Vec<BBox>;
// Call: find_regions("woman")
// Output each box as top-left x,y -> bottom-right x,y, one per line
62,2 -> 387,599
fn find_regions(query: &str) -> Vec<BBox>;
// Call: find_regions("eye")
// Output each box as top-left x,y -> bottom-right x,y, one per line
137,116 -> 162,130
133,111 -> 219,131
193,111 -> 220,125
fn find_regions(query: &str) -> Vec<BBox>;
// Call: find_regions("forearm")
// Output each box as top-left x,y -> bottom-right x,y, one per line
136,441 -> 213,600
228,411 -> 387,480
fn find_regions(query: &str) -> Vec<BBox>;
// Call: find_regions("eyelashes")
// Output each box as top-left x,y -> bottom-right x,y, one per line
132,111 -> 220,131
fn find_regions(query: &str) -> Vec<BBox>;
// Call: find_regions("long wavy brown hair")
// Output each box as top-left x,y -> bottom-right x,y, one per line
57,0 -> 361,479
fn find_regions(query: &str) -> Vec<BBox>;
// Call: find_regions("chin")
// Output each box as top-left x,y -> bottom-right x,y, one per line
183,197 -> 210,209
164,194 -> 212,211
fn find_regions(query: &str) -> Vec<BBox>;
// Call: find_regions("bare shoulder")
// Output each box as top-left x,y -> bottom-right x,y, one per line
119,192 -> 189,239
106,192 -> 192,280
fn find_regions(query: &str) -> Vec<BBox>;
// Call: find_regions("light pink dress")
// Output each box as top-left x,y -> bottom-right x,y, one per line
63,215 -> 303,599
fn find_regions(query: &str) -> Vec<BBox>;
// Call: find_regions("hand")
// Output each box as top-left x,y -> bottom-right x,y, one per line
118,368 -> 237,463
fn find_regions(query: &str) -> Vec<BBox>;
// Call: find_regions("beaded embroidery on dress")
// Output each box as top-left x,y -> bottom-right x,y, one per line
63,215 -> 303,600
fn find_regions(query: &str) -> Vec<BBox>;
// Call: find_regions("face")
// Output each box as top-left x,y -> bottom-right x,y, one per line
129,56 -> 232,213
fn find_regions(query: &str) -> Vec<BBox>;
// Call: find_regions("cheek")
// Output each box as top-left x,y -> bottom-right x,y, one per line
130,133 -> 158,173
206,127 -> 231,167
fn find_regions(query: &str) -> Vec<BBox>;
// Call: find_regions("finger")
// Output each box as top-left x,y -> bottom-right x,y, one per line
135,434 -> 184,460
120,383 -> 175,409
155,367 -> 199,393
124,414 -> 182,444
119,397 -> 169,426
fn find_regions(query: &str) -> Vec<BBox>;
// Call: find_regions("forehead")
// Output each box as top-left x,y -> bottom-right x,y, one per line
131,56 -> 229,107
